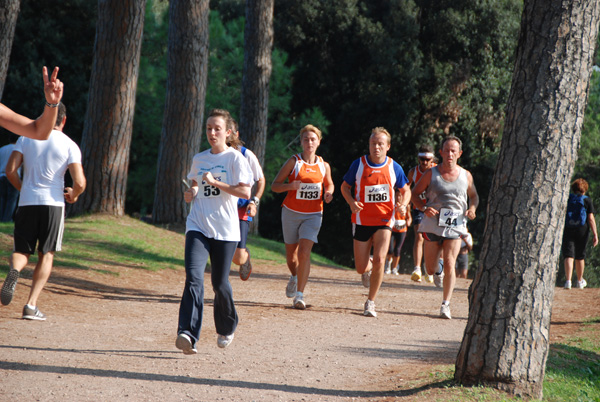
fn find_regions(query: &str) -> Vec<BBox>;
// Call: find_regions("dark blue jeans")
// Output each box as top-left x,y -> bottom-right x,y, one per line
177,230 -> 239,346
0,176 -> 18,222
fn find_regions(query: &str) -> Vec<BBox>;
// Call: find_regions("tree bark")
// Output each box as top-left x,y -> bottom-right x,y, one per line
0,0 -> 19,100
455,0 -> 600,399
151,0 -> 209,224
73,0 -> 146,216
239,0 -> 273,233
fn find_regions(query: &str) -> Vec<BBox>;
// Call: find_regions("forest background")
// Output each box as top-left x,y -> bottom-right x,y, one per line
1,0 -> 599,285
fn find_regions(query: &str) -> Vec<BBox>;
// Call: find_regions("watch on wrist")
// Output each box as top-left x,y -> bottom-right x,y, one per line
251,196 -> 260,206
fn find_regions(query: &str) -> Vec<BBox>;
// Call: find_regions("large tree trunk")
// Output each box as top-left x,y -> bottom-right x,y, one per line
239,0 -> 273,233
151,0 -> 209,224
73,0 -> 146,216
0,0 -> 19,100
455,0 -> 600,399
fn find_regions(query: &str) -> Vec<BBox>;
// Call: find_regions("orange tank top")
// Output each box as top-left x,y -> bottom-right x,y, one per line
282,154 -> 326,214
353,156 -> 396,227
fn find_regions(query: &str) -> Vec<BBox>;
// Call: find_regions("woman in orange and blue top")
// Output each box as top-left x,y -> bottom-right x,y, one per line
341,127 -> 411,318
271,125 -> 334,310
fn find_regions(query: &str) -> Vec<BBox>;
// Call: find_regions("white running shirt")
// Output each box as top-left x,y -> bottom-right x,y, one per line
15,130 -> 82,207
186,147 -> 253,241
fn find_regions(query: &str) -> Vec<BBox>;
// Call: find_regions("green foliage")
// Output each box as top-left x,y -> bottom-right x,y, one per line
1,0 -> 96,146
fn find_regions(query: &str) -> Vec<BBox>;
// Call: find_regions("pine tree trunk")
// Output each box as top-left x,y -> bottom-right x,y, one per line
73,0 -> 146,216
152,0 -> 209,224
0,0 -> 19,100
239,0 -> 273,234
455,0 -> 600,399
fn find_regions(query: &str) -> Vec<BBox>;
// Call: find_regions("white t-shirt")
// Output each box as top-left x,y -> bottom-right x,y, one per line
15,130 -> 82,207
186,147 -> 253,241
243,147 -> 264,183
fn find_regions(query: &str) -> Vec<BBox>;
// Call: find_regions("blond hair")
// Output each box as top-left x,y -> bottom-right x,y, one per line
300,124 -> 322,140
370,127 -> 391,145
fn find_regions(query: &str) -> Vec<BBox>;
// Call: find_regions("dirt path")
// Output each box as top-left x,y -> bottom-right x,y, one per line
1,260 -> 598,401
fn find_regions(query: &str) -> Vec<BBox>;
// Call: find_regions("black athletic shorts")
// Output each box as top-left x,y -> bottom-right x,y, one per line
562,226 -> 590,260
352,224 -> 391,242
13,205 -> 64,254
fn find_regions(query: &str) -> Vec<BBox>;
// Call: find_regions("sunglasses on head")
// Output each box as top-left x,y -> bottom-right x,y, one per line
419,157 -> 432,162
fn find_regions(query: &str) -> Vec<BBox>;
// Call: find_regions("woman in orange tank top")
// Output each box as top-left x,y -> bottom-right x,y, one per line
271,125 -> 334,310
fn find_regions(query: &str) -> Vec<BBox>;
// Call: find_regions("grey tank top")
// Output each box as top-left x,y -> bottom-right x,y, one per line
418,166 -> 469,238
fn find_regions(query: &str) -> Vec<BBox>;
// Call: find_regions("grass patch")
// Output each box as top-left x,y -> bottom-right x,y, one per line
0,214 -> 343,277
544,317 -> 600,402
405,319 -> 600,401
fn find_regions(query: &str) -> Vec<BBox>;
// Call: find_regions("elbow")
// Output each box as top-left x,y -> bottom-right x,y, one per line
241,186 -> 251,199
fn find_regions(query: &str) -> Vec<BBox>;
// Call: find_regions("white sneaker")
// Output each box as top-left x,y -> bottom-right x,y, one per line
411,267 -> 422,282
440,303 -> 452,319
391,267 -> 399,275
293,293 -> 306,309
577,279 -> 587,289
424,273 -> 434,283
217,333 -> 234,348
175,333 -> 197,355
286,276 -> 297,298
384,267 -> 391,274
361,270 -> 371,288
364,299 -> 377,317
564,280 -> 572,289
434,271 -> 444,288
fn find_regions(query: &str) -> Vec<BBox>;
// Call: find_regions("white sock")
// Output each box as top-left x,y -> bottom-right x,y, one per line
26,304 -> 36,309
442,301 -> 449,306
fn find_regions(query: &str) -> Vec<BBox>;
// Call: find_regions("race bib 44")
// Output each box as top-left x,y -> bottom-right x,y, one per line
438,207 -> 465,227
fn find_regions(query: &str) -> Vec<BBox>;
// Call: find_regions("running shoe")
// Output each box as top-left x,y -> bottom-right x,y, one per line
411,267 -> 422,282
286,276 -> 297,298
361,270 -> 371,288
434,271 -> 445,288
564,280 -> 572,289
239,250 -> 252,281
391,267 -> 399,275
384,267 -> 391,274
1,268 -> 20,306
22,305 -> 46,321
175,333 -> 197,355
293,293 -> 306,310
364,299 -> 377,317
577,279 -> 587,289
440,303 -> 452,319
217,333 -> 234,349
424,273 -> 434,283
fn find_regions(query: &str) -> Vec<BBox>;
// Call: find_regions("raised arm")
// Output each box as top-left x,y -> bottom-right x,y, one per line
0,67 -> 63,140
